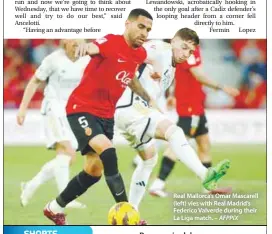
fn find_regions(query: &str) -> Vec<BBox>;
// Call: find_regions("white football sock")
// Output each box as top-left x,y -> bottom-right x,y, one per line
129,154 -> 158,210
149,178 -> 166,191
133,155 -> 142,167
165,125 -> 207,180
54,154 -> 71,193
25,158 -> 56,193
48,199 -> 64,214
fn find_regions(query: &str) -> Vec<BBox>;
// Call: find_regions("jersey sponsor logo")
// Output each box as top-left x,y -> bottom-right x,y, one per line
116,71 -> 132,88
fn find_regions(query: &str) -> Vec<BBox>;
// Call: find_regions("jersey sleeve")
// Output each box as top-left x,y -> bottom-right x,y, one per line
34,52 -> 56,81
179,46 -> 202,70
92,34 -> 115,58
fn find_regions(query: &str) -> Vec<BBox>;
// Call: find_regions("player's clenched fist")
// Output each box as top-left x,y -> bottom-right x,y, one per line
75,42 -> 88,57
75,42 -> 100,58
75,43 -> 90,57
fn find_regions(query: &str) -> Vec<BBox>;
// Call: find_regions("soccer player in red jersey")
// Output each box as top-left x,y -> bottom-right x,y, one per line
149,46 -> 240,197
44,9 -> 153,225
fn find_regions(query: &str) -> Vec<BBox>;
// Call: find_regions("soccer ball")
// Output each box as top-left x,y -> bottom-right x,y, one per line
108,202 -> 140,225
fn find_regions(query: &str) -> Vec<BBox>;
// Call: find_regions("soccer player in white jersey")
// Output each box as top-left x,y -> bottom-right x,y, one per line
17,39 -> 90,208
114,28 -> 231,211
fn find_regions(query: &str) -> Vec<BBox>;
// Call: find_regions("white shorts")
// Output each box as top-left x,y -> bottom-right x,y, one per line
41,99 -> 78,150
114,100 -> 168,151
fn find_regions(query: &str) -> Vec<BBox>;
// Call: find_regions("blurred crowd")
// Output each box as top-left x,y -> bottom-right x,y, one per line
4,39 -> 59,108
3,39 -> 266,109
230,39 -> 266,109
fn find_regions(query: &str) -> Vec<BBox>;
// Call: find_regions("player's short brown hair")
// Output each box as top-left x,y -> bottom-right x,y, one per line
175,28 -> 199,45
128,8 -> 153,21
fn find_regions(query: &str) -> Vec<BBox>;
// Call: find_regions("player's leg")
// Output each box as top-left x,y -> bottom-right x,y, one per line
54,141 -> 86,209
153,118 -> 230,190
20,158 -> 56,207
149,147 -> 176,197
66,113 -> 128,202
196,134 -> 212,166
20,113 -> 77,207
129,143 -> 158,210
195,115 -> 212,168
149,117 -> 191,196
89,133 -> 128,202
132,140 -> 165,168
44,151 -> 102,225
53,141 -> 75,193
47,152 -> 102,211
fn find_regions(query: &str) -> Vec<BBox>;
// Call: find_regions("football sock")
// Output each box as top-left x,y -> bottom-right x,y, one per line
105,173 -> 128,202
132,155 -> 142,167
56,170 -> 101,208
149,178 -> 166,191
165,125 -> 207,180
158,156 -> 176,181
25,159 -> 56,193
129,154 -> 158,209
48,199 -> 64,214
54,154 -> 71,192
100,148 -> 128,202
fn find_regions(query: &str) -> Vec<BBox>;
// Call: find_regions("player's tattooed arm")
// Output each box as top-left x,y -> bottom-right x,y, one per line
128,76 -> 151,104
128,76 -> 161,112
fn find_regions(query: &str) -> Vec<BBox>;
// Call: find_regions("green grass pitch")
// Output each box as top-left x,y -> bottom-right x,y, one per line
4,144 -> 266,225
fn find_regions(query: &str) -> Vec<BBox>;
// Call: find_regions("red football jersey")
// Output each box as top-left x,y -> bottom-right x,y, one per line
175,46 -> 206,116
66,34 -> 147,118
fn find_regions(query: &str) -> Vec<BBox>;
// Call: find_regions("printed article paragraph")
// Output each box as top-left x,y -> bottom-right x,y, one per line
4,0 -> 266,38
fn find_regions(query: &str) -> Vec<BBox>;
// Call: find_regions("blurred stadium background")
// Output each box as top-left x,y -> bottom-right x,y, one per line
4,39 -> 266,225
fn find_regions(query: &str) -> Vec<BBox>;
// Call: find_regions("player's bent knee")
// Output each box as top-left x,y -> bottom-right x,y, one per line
100,148 -> 118,177
142,153 -> 158,168
89,134 -> 113,155
56,141 -> 76,158
84,154 -> 104,177
165,125 -> 187,144
155,119 -> 174,139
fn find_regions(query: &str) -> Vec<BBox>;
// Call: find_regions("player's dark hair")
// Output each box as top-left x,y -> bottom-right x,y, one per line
128,8 -> 153,21
175,28 -> 199,45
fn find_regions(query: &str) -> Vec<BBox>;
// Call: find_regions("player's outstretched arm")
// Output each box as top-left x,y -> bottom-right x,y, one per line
128,76 -> 151,103
190,66 -> 240,97
75,42 -> 100,57
17,76 -> 43,125
128,76 -> 162,112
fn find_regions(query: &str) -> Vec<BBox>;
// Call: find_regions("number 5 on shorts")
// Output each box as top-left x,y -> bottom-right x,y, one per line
78,116 -> 88,128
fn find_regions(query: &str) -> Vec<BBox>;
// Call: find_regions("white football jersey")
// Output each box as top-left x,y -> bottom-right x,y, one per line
116,40 -> 175,108
35,49 -> 90,115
